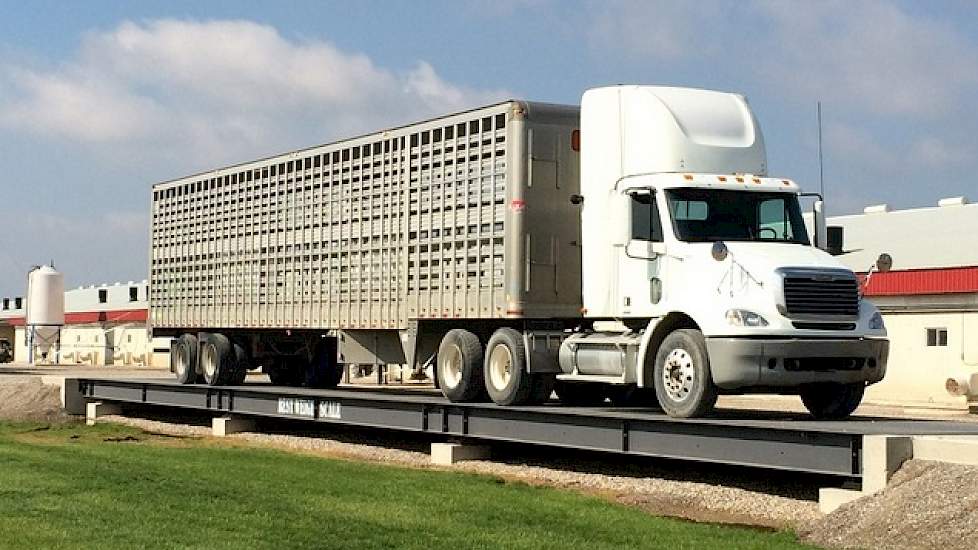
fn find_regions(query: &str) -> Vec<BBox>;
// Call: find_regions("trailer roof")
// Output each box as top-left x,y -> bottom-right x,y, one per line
152,99 -> 577,189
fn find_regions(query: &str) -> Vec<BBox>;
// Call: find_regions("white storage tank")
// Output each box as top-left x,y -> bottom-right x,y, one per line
27,265 -> 65,326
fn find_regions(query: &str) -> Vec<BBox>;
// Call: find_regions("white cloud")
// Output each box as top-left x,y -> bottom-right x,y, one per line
0,19 -> 510,168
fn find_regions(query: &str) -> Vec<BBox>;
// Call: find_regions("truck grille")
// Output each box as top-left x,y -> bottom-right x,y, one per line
782,270 -> 859,318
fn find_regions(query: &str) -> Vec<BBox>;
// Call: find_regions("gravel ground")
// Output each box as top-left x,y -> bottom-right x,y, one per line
101,414 -> 821,529
799,459 -> 978,550
0,379 -> 65,421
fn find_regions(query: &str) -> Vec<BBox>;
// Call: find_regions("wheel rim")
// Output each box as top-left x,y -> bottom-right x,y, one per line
440,344 -> 463,389
488,344 -> 513,391
201,344 -> 217,379
175,348 -> 189,378
662,348 -> 695,402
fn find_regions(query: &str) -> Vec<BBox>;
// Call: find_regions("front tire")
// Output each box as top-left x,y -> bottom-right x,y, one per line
437,329 -> 485,402
653,329 -> 718,418
800,383 -> 865,419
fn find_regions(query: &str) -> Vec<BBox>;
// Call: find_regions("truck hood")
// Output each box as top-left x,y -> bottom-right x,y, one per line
720,241 -> 848,275
681,241 -> 854,294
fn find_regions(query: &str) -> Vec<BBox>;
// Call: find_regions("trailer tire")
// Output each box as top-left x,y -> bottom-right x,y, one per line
554,381 -> 605,406
172,334 -> 199,384
800,383 -> 864,419
306,338 -> 343,389
437,329 -> 486,402
653,329 -> 718,418
484,328 -> 537,406
200,334 -> 236,386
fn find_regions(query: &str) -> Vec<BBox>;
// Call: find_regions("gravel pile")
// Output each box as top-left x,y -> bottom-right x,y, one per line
103,415 -> 819,528
0,379 -> 64,421
800,459 -> 978,550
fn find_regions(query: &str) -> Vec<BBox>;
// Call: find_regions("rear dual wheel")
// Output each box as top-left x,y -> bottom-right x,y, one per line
436,329 -> 486,402
436,328 -> 555,405
483,328 -> 554,406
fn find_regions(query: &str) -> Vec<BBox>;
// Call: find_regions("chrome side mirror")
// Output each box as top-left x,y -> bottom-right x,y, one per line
711,241 -> 729,262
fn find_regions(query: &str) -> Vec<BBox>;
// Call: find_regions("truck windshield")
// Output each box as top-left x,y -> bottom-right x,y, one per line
666,189 -> 811,245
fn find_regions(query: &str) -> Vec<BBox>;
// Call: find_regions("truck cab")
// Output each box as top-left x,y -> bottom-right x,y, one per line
556,86 -> 889,418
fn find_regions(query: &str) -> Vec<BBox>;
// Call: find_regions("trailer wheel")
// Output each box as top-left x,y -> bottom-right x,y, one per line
554,381 -> 605,406
484,328 -> 540,406
653,329 -> 718,418
172,334 -> 199,384
800,383 -> 864,419
200,334 -> 236,386
306,338 -> 342,389
437,329 -> 485,402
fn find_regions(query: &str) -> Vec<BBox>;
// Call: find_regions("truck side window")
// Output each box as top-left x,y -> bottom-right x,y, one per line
630,194 -> 663,242
758,198 -> 794,240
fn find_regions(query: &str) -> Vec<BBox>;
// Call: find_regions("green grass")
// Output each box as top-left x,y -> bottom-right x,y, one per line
0,421 -> 815,550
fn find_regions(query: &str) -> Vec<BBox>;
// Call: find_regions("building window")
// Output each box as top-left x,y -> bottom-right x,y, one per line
926,328 -> 948,347
98,289 -> 107,304
2,298 -> 8,310
129,286 -> 138,302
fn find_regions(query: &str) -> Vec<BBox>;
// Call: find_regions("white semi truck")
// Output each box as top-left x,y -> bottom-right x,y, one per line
151,85 -> 889,418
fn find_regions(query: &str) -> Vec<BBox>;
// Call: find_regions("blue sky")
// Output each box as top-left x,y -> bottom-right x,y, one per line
1,0 -> 977,294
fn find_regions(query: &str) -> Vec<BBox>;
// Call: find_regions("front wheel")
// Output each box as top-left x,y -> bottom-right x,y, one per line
800,383 -> 865,419
653,329 -> 718,418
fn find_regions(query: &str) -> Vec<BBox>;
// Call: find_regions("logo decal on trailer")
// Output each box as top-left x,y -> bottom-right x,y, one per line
510,199 -> 526,212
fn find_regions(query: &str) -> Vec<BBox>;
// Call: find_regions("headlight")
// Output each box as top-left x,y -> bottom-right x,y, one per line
869,312 -> 885,330
725,309 -> 769,327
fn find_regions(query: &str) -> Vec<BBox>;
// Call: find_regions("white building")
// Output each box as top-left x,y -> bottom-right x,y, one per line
0,280 -> 164,367
830,197 -> 978,409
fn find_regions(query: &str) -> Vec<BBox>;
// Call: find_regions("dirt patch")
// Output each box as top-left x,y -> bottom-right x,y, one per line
0,379 -> 64,421
800,459 -> 978,549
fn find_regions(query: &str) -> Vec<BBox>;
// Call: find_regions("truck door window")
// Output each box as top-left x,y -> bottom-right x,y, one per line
630,194 -> 663,242
758,198 -> 794,240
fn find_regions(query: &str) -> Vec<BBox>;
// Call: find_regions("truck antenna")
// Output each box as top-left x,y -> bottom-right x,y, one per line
817,101 -> 825,198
